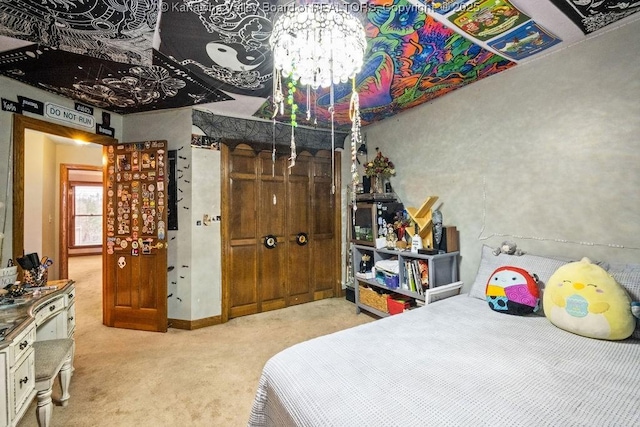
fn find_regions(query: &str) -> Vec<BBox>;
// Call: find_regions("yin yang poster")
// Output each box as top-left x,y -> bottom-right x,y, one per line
158,0 -> 276,98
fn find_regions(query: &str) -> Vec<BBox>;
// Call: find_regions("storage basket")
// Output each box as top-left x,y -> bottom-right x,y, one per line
387,296 -> 410,315
359,285 -> 388,313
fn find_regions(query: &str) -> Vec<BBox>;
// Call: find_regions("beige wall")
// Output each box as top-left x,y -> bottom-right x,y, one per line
22,129 -> 103,279
0,76 -> 123,267
344,19 -> 640,291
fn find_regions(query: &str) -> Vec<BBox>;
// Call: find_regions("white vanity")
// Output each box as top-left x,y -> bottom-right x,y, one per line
0,280 -> 75,427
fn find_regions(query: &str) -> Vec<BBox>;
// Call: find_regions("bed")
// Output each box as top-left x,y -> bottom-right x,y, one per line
248,246 -> 640,426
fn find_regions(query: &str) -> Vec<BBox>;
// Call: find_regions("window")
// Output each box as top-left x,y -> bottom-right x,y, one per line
71,184 -> 103,247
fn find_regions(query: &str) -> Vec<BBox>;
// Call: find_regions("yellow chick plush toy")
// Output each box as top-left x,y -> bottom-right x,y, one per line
544,258 -> 634,340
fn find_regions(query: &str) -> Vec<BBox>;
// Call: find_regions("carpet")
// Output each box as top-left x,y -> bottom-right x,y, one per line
16,255 -> 373,427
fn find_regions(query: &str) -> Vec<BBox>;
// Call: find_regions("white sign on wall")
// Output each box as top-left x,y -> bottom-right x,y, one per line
44,102 -> 95,128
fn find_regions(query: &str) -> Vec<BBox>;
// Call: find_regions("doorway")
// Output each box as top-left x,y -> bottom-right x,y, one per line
12,115 -> 116,281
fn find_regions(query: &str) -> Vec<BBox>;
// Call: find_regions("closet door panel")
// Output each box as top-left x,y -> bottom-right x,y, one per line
258,169 -> 286,308
228,244 -> 258,317
288,154 -> 312,304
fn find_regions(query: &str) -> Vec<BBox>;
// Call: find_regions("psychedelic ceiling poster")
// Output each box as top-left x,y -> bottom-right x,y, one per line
548,0 -> 640,34
255,0 -> 515,129
448,0 -> 530,42
488,22 -> 562,61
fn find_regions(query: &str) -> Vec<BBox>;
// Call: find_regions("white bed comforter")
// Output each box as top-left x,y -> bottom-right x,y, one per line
248,295 -> 640,426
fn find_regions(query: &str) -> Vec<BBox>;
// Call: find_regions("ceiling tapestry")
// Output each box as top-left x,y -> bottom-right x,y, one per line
0,0 -> 158,65
0,46 -> 232,114
158,0 -> 276,97
254,0 -> 515,129
548,0 -> 640,34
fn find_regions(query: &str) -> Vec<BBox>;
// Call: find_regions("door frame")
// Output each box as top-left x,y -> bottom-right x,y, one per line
60,164 -> 104,264
12,115 -> 117,279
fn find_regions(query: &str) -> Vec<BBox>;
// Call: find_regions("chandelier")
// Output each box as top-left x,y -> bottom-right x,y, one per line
270,1 -> 367,89
270,0 -> 367,196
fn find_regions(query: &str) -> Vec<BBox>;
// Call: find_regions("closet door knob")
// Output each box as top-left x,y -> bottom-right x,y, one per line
264,235 -> 277,249
296,232 -> 308,246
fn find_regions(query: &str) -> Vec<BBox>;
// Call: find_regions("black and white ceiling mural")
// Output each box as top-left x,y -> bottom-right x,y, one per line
0,1 -> 638,118
0,45 -> 232,114
0,0 -> 159,65
158,0 -> 275,97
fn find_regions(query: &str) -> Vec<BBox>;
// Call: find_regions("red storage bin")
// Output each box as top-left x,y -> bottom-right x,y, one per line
387,296 -> 410,315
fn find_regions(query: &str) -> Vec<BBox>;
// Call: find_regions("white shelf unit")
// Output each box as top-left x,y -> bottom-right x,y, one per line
352,244 -> 460,317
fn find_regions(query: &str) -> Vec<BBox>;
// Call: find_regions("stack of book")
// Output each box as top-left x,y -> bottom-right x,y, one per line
402,259 -> 428,294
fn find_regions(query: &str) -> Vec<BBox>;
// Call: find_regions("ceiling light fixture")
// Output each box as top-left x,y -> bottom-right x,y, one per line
270,0 -> 367,195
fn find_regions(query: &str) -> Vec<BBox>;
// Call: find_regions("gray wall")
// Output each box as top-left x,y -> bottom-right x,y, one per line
345,20 -> 640,291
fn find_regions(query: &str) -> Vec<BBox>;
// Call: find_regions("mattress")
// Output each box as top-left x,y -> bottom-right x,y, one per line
248,295 -> 640,426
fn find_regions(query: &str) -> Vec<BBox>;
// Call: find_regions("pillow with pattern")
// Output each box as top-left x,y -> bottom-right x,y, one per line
486,266 -> 540,315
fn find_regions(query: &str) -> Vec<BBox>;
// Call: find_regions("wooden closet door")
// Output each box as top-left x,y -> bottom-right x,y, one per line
223,145 -> 340,321
310,152 -> 337,299
287,152 -> 313,305
226,147 -> 259,318
257,151 -> 287,312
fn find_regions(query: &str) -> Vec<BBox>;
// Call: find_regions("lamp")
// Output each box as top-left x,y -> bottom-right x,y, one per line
270,1 -> 367,89
270,0 -> 366,195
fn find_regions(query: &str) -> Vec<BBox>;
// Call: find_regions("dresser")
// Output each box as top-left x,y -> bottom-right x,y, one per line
0,280 -> 75,427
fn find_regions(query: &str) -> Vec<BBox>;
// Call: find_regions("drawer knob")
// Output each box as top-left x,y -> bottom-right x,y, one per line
19,376 -> 28,386
49,305 -> 56,311
69,293 -> 74,299
68,316 -> 74,322
19,340 -> 28,350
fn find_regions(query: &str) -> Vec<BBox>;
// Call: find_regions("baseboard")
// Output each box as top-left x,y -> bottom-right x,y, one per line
169,315 -> 222,330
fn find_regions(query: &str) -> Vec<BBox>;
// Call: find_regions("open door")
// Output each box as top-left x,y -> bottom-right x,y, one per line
103,141 -> 168,332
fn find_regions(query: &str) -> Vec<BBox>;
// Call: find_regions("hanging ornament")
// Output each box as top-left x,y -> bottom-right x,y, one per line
272,118 -> 276,177
306,85 -> 312,121
287,77 -> 298,168
272,69 -> 284,119
349,77 -> 362,214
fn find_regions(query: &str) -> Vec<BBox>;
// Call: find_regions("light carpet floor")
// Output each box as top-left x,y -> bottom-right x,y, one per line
17,255 -> 373,427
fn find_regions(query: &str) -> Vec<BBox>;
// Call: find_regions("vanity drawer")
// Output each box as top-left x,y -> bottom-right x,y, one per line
11,349 -> 35,420
35,295 -> 65,326
9,323 -> 36,366
67,302 -> 76,337
65,284 -> 76,306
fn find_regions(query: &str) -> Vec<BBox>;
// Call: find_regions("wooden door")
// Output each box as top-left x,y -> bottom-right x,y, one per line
310,152 -> 337,299
222,145 -> 340,320
287,152 -> 313,305
103,141 -> 168,332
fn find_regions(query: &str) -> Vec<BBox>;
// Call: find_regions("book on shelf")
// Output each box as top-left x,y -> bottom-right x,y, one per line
402,259 -> 428,295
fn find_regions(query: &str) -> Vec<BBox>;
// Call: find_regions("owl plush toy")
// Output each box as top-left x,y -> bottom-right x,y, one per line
544,258 -> 635,340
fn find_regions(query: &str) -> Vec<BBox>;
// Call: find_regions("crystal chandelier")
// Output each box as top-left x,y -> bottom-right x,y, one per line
270,1 -> 367,89
270,0 -> 367,195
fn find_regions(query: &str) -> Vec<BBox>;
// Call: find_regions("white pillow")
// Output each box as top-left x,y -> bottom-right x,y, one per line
468,245 -> 570,301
